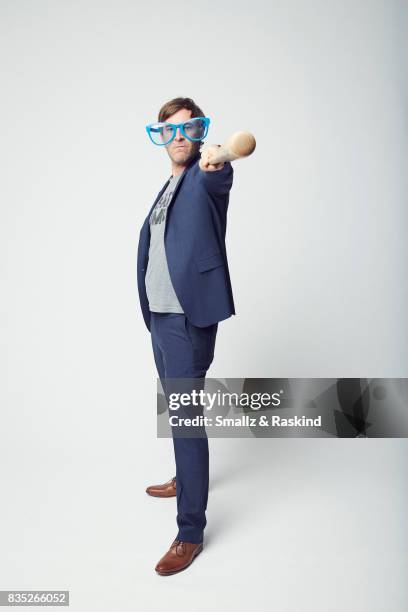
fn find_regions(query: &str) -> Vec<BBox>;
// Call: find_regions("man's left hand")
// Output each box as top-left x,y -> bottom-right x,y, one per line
199,144 -> 225,172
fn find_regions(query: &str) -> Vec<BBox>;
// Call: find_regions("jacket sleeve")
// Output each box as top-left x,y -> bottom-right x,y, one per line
198,161 -> 234,197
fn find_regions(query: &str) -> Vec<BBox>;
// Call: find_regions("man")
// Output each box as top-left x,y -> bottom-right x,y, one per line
137,97 -> 235,575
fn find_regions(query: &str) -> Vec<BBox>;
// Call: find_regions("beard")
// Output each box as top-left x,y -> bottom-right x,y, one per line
168,142 -> 201,166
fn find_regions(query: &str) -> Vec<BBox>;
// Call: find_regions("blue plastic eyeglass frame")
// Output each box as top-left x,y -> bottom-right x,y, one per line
145,116 -> 211,146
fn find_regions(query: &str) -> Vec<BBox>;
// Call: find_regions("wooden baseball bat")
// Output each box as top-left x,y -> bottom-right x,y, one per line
199,131 -> 256,168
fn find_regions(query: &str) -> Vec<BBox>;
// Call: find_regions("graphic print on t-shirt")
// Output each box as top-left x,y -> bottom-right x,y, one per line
150,177 -> 178,226
145,173 -> 184,313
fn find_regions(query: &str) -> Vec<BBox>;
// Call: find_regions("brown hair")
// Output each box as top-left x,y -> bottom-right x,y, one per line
158,97 -> 205,123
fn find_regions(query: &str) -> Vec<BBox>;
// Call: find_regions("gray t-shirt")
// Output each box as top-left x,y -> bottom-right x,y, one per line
145,174 -> 184,313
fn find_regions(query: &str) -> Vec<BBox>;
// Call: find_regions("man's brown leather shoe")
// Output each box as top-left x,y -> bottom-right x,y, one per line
155,539 -> 203,576
146,476 -> 177,498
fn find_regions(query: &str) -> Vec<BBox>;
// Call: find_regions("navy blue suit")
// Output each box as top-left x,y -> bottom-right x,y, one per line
137,151 -> 235,543
137,151 -> 235,330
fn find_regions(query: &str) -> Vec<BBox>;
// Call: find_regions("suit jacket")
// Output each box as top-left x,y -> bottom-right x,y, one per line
137,151 -> 236,331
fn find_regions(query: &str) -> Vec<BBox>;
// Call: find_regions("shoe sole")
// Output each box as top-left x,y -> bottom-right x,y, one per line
155,543 -> 203,576
146,490 -> 176,498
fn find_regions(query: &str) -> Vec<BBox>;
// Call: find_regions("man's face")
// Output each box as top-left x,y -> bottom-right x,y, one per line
164,108 -> 201,166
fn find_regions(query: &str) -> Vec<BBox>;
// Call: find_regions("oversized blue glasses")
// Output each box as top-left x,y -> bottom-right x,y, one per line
146,116 -> 210,146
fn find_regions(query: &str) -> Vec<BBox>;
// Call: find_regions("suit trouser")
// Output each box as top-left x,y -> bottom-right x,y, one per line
150,312 -> 218,543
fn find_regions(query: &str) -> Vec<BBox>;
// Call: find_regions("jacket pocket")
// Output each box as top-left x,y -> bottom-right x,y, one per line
195,252 -> 224,273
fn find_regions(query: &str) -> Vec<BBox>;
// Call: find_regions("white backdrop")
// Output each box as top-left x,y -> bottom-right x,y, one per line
1,1 -> 407,611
